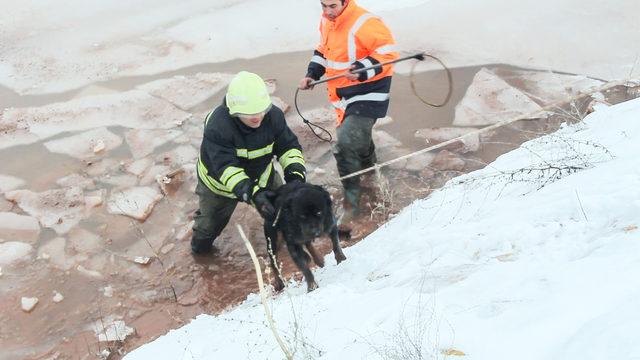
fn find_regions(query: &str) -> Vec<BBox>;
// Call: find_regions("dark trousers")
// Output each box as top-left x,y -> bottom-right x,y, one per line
191,174 -> 283,254
333,114 -> 377,210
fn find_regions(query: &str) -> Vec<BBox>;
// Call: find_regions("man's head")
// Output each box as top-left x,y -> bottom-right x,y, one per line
226,71 -> 272,128
321,0 -> 347,21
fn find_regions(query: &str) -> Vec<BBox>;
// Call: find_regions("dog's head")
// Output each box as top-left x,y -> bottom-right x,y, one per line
281,183 -> 333,242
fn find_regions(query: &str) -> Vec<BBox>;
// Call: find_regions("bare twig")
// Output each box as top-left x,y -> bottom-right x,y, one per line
236,224 -> 293,360
575,189 -> 589,222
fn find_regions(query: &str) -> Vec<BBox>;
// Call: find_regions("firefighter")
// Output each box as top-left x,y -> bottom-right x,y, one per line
298,0 -> 399,231
191,71 -> 306,255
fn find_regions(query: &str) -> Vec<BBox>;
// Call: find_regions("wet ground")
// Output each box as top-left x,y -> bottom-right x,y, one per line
0,50 -> 637,359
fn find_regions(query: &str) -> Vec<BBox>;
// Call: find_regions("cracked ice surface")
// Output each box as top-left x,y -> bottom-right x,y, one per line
125,129 -> 183,159
414,127 -> 480,153
498,70 -> 604,104
0,90 -> 190,150
0,242 -> 33,266
107,186 -> 163,221
0,174 -> 25,193
92,316 -> 135,342
137,72 -> 233,110
373,130 -> 434,172
453,68 -> 544,127
4,187 -> 92,234
0,212 -> 41,243
44,127 -> 123,159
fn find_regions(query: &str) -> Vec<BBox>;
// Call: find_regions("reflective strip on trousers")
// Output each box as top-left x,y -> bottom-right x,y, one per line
332,92 -> 390,110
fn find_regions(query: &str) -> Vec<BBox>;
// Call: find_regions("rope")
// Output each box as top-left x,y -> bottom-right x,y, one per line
294,52 -> 452,143
339,77 -> 635,181
294,87 -> 333,143
410,53 -> 453,107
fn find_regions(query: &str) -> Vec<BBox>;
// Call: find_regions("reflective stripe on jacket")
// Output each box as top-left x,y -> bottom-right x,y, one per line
307,0 -> 399,125
197,100 -> 306,198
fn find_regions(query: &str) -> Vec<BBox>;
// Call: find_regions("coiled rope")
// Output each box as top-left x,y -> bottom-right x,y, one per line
294,52 -> 453,143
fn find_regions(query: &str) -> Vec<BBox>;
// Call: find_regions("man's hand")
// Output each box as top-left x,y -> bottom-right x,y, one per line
233,179 -> 252,203
253,190 -> 277,219
299,77 -> 315,90
345,64 -> 361,81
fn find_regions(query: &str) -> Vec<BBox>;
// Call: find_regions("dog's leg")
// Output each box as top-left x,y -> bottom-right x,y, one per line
287,243 -> 319,292
265,225 -> 285,292
329,226 -> 347,264
305,242 -> 325,268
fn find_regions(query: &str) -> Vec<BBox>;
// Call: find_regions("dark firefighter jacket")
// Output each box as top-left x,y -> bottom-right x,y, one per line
197,100 -> 306,199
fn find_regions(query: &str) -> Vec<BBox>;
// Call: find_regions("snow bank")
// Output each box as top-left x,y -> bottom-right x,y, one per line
124,97 -> 640,360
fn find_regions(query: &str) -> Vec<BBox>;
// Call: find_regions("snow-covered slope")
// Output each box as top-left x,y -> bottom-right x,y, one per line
124,98 -> 640,359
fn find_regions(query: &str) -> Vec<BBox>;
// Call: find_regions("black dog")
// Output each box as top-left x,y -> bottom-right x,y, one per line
262,181 -> 346,292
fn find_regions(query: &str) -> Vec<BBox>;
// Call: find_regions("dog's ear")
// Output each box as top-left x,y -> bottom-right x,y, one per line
321,187 -> 333,210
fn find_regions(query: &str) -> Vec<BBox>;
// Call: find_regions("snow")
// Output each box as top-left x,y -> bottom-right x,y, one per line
2,0 -> 638,95
125,97 -> 640,359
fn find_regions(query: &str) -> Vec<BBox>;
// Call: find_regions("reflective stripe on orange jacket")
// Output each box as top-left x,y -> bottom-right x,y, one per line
306,0 -> 399,126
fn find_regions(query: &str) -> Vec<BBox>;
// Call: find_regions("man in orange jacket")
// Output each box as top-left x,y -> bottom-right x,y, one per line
299,0 -> 399,230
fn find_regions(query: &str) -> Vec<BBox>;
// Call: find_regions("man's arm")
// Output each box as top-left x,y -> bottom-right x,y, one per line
271,111 -> 306,183
351,17 -> 399,82
201,129 -> 252,201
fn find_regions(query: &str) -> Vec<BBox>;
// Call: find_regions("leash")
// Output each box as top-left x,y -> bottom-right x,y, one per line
294,52 -> 453,143
338,77 -> 636,181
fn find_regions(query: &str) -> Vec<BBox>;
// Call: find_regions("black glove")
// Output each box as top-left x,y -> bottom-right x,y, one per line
253,190 -> 277,219
284,166 -> 306,184
233,179 -> 252,203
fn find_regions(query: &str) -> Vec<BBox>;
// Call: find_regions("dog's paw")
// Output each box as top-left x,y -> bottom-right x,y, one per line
335,252 -> 347,264
306,281 -> 319,292
273,279 -> 285,293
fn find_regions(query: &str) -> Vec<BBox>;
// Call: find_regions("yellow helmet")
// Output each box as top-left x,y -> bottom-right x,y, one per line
225,71 -> 272,116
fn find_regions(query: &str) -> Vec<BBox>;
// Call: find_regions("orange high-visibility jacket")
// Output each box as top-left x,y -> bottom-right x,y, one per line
306,0 -> 399,125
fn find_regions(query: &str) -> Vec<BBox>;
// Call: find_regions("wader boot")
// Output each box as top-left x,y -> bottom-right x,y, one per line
191,181 -> 238,255
337,185 -> 361,234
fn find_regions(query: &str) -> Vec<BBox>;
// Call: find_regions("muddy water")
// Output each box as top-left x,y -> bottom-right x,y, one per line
0,50 -> 634,360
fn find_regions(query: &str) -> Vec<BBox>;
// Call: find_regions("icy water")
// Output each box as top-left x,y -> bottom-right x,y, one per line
0,50 -> 634,359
